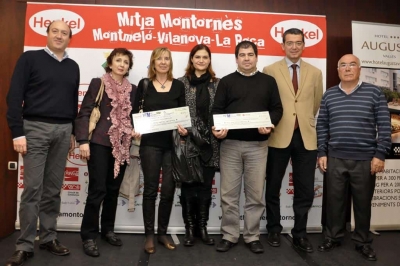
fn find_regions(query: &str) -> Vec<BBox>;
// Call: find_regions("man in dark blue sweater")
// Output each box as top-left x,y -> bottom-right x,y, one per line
212,41 -> 283,254
6,20 -> 80,266
316,54 -> 391,261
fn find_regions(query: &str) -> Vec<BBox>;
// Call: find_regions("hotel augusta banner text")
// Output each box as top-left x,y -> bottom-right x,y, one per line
16,2 -> 327,233
352,21 -> 400,230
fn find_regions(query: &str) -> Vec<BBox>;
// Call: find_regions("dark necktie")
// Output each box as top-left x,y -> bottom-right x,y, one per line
291,64 -> 299,129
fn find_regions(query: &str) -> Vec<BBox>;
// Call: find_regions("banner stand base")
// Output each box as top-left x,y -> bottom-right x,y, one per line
350,224 -> 400,231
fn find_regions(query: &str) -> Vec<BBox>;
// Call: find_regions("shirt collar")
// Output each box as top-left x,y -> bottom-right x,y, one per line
338,80 -> 362,94
285,57 -> 301,68
236,69 -> 259,76
44,46 -> 69,61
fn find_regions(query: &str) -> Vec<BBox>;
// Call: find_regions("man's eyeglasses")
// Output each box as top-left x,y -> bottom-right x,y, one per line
338,63 -> 358,69
285,41 -> 304,47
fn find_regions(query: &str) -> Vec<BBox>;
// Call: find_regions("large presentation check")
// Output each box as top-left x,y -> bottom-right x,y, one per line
132,106 -> 192,134
213,111 -> 272,130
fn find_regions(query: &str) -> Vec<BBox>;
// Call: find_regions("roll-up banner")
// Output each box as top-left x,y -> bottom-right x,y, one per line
352,21 -> 400,230
17,2 -> 327,233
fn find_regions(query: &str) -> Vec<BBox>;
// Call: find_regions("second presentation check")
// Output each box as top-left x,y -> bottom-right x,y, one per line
213,111 -> 272,130
132,106 -> 192,134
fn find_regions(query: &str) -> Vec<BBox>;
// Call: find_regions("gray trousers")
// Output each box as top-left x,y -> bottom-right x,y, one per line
219,139 -> 268,243
17,120 -> 72,252
325,157 -> 376,245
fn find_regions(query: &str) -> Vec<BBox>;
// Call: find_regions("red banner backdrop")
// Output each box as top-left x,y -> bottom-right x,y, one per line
25,3 -> 326,57
18,2 -> 326,233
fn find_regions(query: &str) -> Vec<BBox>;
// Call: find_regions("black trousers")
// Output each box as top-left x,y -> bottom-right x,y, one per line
181,166 -> 215,200
266,129 -> 317,238
140,145 -> 175,235
80,143 -> 126,241
325,157 -> 376,245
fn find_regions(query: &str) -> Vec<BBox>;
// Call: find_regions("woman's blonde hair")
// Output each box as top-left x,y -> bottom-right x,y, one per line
148,47 -> 173,81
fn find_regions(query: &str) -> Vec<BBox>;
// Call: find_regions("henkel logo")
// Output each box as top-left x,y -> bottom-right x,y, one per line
288,173 -> 293,186
62,184 -> 81,191
270,20 -> 323,47
78,84 -> 89,103
29,9 -> 85,36
64,167 -> 79,182
67,147 -> 86,166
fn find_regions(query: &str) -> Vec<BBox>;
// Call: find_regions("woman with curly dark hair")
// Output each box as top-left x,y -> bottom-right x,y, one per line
75,48 -> 136,257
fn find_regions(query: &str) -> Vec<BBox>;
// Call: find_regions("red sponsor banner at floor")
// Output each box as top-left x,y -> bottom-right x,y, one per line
25,3 -> 326,58
64,167 -> 79,182
19,166 -> 24,180
62,184 -> 81,191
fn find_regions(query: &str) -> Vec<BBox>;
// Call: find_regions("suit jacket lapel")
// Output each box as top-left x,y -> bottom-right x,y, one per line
298,59 -> 309,98
278,59 -> 296,97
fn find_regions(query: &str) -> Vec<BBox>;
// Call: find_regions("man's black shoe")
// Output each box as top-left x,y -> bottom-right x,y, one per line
39,239 -> 70,256
83,239 -> 100,257
318,238 -> 341,252
356,245 -> 377,261
293,237 -> 314,253
246,240 -> 264,254
5,250 -> 34,266
216,239 -> 236,252
267,232 -> 281,247
101,231 -> 122,246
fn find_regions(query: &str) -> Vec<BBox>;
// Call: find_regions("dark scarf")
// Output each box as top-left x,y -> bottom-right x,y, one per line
189,72 -> 211,123
189,72 -> 213,163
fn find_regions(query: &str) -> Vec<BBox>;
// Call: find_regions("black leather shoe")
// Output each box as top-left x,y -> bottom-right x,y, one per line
183,228 -> 195,246
101,231 -> 122,246
293,237 -> 314,253
267,232 -> 281,247
83,239 -> 100,257
216,239 -> 236,252
39,239 -> 70,256
356,245 -> 377,261
5,250 -> 34,266
247,240 -> 264,254
318,239 -> 341,252
199,227 -> 215,245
